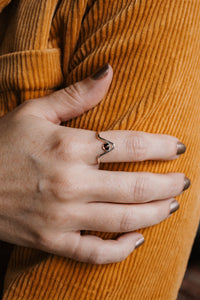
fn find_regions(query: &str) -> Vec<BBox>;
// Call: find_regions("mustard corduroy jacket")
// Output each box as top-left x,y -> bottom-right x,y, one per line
1,0 -> 200,299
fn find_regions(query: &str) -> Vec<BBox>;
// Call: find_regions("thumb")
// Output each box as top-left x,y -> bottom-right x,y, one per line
28,63 -> 113,124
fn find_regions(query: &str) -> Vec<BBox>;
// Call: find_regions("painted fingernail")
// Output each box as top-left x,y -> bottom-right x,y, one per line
177,142 -> 186,155
170,200 -> 179,215
183,177 -> 191,191
135,237 -> 145,249
91,63 -> 109,80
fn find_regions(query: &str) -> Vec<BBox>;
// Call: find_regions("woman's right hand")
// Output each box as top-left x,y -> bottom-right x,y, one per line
0,64 -> 190,264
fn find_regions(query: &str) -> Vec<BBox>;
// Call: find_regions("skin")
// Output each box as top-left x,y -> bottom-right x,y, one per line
0,65 -> 188,264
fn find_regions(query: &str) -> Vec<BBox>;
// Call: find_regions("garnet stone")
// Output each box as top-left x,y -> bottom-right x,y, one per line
102,142 -> 110,151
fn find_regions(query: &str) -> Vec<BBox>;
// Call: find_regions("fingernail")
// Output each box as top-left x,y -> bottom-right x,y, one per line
183,177 -> 191,191
170,200 -> 179,215
135,237 -> 145,249
91,63 -> 109,80
177,142 -> 186,155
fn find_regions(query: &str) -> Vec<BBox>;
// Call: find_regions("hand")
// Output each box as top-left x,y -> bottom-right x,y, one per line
0,64 -> 190,264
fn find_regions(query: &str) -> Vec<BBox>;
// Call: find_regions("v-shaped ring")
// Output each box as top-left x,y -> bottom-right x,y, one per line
97,132 -> 115,163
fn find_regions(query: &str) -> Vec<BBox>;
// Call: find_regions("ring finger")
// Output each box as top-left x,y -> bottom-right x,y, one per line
78,198 -> 177,233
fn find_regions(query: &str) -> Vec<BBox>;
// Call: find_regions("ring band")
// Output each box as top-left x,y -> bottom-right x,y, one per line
97,132 -> 115,163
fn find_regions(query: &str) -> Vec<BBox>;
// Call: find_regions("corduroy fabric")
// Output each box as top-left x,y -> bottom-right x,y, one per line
0,0 -> 11,13
0,0 -> 200,299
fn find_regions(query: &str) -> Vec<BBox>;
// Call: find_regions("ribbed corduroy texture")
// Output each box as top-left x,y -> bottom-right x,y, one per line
0,0 -> 11,13
0,0 -> 200,299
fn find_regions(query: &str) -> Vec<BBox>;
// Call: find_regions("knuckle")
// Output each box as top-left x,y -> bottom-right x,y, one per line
52,134 -> 78,161
34,214 -> 71,252
70,236 -> 86,263
49,175 -> 65,200
87,248 -> 104,264
20,99 -> 35,111
51,206 -> 72,226
120,209 -> 135,232
36,230 -> 57,251
63,84 -> 85,115
64,138 -> 79,159
13,99 -> 35,119
126,132 -> 147,161
62,83 -> 85,116
132,174 -> 148,202
64,83 -> 82,101
72,238 -> 105,264
48,171 -> 76,202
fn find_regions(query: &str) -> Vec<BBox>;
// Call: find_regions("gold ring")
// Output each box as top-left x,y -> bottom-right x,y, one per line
97,132 -> 115,163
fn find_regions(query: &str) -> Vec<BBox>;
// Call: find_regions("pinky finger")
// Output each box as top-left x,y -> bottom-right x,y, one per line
59,231 -> 145,264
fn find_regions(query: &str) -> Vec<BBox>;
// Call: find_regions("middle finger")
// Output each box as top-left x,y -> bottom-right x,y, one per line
86,170 -> 188,204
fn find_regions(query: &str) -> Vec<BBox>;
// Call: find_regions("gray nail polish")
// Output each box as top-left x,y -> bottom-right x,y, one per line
170,200 -> 179,215
135,237 -> 145,249
177,142 -> 186,155
91,63 -> 109,80
183,177 -> 191,191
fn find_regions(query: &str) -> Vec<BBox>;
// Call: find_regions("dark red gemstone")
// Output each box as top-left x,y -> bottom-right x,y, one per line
103,142 -> 110,151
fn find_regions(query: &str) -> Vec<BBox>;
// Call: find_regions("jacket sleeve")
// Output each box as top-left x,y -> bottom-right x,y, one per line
0,0 -> 12,13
